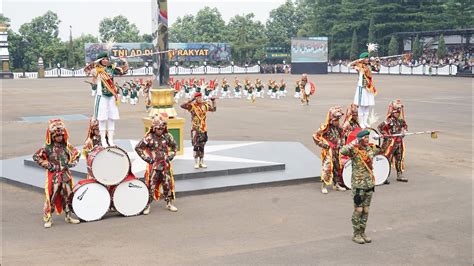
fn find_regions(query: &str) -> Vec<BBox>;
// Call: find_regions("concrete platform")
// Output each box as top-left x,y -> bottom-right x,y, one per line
3,140 -> 322,195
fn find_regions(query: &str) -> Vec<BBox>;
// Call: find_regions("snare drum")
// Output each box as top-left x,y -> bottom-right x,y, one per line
113,177 -> 149,217
342,155 -> 390,189
87,146 -> 131,185
71,179 -> 110,222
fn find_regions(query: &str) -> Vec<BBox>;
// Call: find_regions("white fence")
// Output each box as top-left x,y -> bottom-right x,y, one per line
13,64 -> 261,79
328,63 -> 459,76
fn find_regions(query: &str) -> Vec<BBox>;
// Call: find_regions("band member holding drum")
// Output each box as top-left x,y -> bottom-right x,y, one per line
377,99 -> 408,183
33,119 -> 81,228
340,129 -> 381,244
312,106 -> 346,194
350,52 -> 380,128
299,73 -> 315,105
135,114 -> 178,214
342,103 -> 361,144
89,51 -> 128,147
294,80 -> 301,99
82,118 -> 102,163
181,92 -> 217,169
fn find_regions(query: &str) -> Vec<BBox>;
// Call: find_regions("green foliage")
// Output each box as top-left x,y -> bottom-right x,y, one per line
412,35 -> 422,60
99,15 -> 141,42
367,17 -> 375,44
388,35 -> 399,56
437,34 -> 446,59
349,30 -> 358,60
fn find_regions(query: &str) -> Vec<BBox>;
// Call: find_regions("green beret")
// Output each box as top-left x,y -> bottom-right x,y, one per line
359,52 -> 369,59
96,52 -> 108,60
357,129 -> 370,139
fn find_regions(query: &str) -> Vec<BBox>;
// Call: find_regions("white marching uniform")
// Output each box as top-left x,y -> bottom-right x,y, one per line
94,80 -> 120,121
353,72 -> 375,107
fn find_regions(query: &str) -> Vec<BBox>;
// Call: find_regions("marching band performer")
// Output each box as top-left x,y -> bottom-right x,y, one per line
350,51 -> 380,128
144,79 -> 152,110
312,106 -> 346,194
255,78 -> 264,98
180,92 -> 217,169
278,79 -> 287,98
221,78 -> 230,98
341,129 -> 381,244
342,103 -> 361,144
135,114 -> 178,214
89,51 -> 128,147
33,119 -> 81,228
377,99 -> 408,183
299,73 -> 315,105
294,80 -> 301,99
82,118 -> 103,162
233,77 -> 242,98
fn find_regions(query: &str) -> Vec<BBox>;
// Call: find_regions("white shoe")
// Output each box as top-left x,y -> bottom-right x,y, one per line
199,159 -> 207,168
335,183 -> 347,191
143,205 -> 150,215
321,184 -> 328,194
194,159 -> 200,169
44,219 -> 53,228
166,203 -> 178,212
65,214 -> 80,224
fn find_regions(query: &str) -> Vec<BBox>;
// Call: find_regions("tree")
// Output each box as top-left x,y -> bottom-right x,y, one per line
67,26 -> 74,68
412,35 -> 422,61
169,15 -> 196,42
349,29 -> 358,60
437,34 -> 446,59
227,13 -> 267,64
18,11 -> 62,71
73,34 -> 99,67
388,35 -> 399,56
99,15 -> 141,42
367,17 -> 375,43
141,34 -> 153,43
193,7 -> 227,42
265,0 -> 306,49
0,14 -> 10,24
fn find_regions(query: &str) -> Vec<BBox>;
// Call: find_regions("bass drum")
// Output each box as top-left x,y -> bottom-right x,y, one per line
87,146 -> 131,186
113,178 -> 149,217
71,179 -> 110,222
342,155 -> 390,189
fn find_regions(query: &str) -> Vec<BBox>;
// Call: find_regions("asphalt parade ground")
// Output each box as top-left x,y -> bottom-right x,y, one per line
1,74 -> 472,265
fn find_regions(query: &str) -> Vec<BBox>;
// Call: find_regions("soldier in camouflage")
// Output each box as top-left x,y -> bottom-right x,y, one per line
378,99 -> 408,183
33,119 -> 81,228
341,129 -> 381,244
313,106 -> 346,194
135,113 -> 178,214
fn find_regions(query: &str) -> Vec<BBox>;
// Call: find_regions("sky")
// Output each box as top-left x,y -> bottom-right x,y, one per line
3,0 -> 287,41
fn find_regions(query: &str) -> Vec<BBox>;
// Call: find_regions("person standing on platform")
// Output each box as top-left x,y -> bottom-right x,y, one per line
180,92 -> 217,169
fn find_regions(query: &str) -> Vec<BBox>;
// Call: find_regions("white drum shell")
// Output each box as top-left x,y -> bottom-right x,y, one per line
113,179 -> 149,216
92,147 -> 130,185
72,183 -> 110,222
342,155 -> 390,189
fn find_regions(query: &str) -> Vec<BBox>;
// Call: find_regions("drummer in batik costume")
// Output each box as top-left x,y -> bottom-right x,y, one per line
33,119 -> 81,228
341,130 -> 381,244
135,114 -> 178,214
313,106 -> 347,193
377,99 -> 408,183
342,103 -> 361,144
181,92 -> 217,169
82,118 -> 103,165
90,52 -> 128,147
144,79 -> 152,110
350,52 -> 380,128
300,74 -> 309,105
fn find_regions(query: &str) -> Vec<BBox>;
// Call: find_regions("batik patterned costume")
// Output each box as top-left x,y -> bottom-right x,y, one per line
377,99 -> 408,181
135,114 -> 178,213
342,103 -> 361,144
313,106 -> 345,192
33,119 -> 81,227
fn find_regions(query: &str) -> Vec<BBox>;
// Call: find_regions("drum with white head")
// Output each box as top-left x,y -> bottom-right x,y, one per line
87,146 -> 131,185
304,83 -> 311,95
71,179 -> 110,222
113,178 -> 149,216
342,154 -> 390,189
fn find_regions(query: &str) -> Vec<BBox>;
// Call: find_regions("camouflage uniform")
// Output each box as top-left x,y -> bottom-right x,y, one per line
313,106 -> 345,192
378,99 -> 408,181
32,119 -> 81,227
341,136 -> 381,242
135,114 -> 178,210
